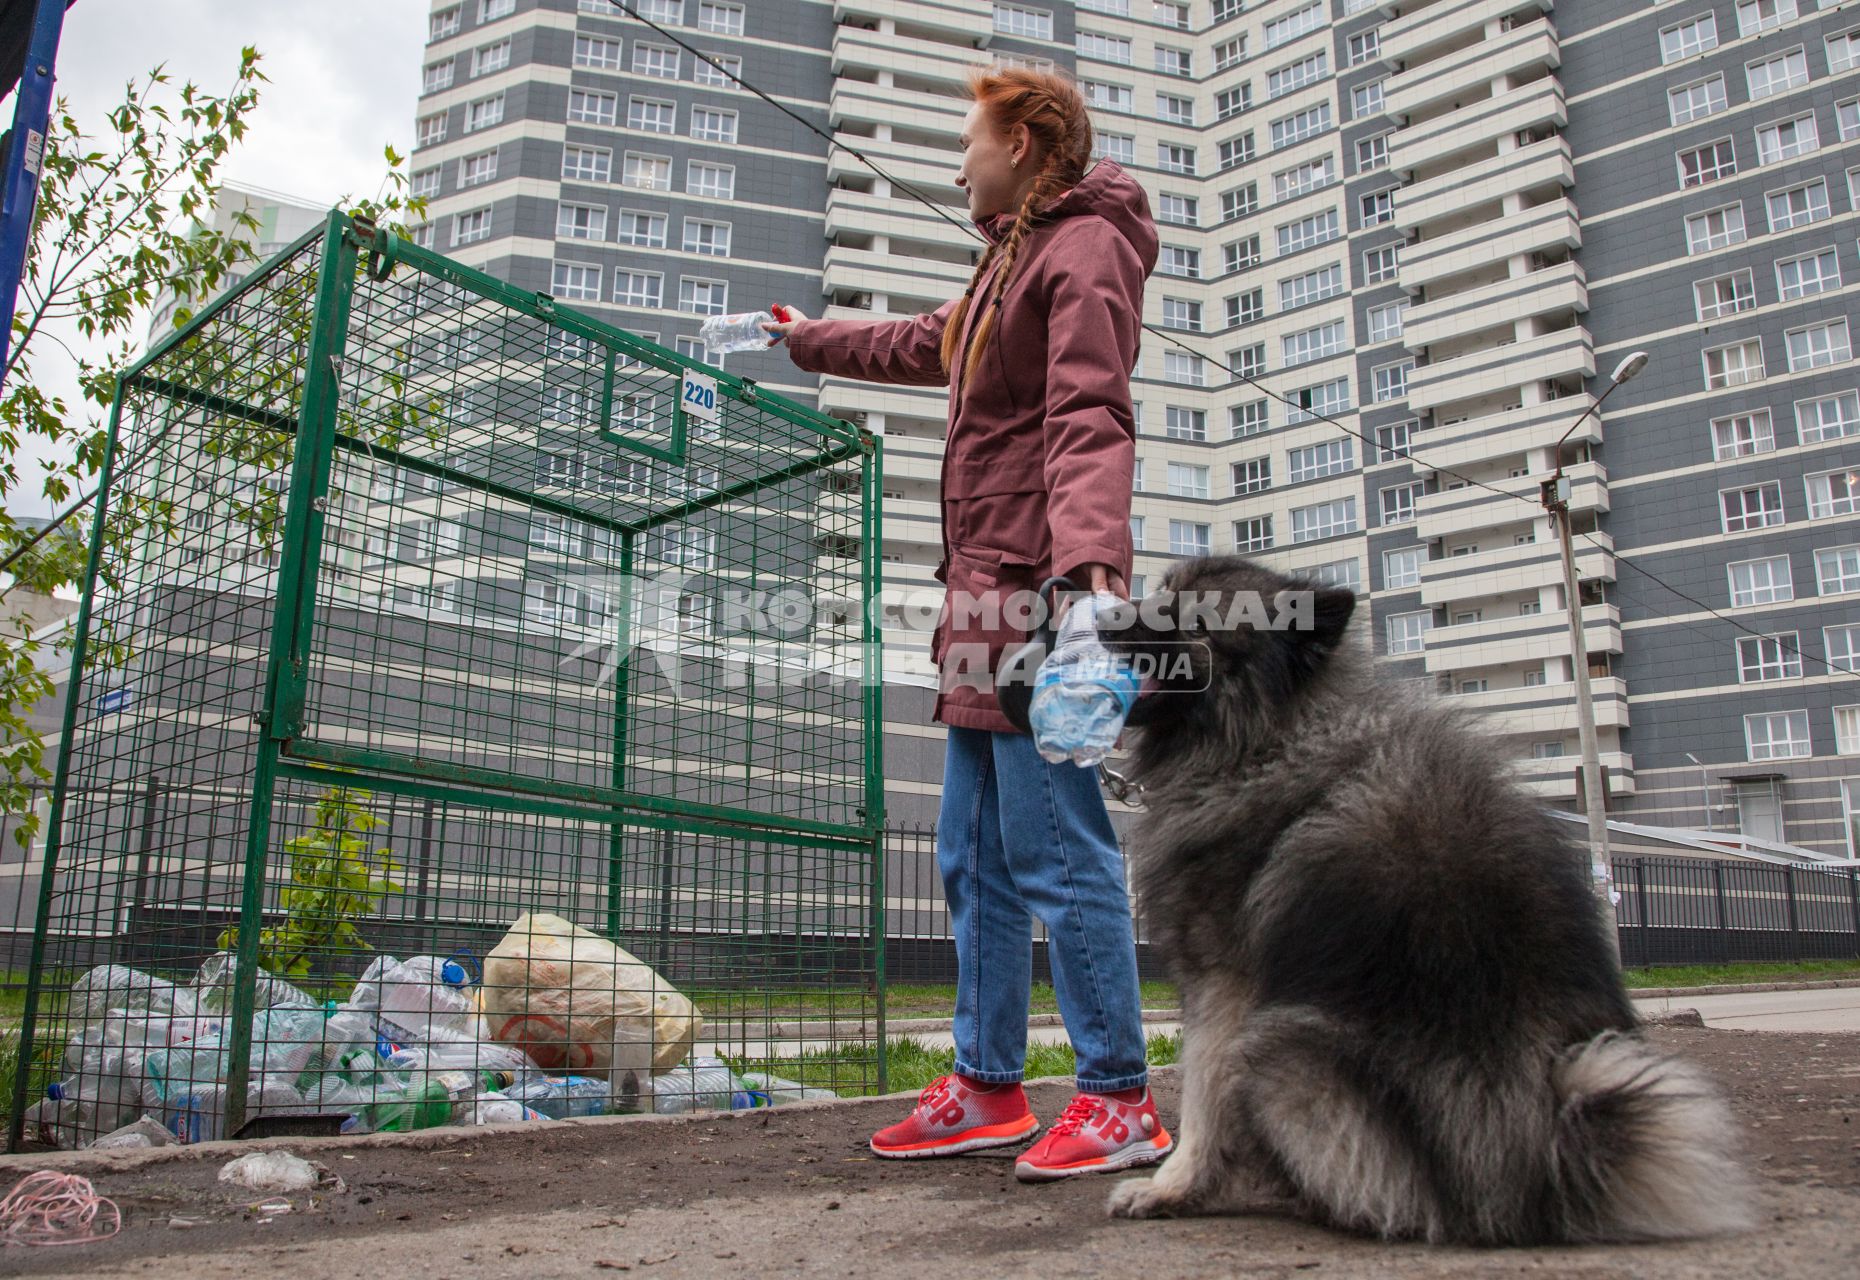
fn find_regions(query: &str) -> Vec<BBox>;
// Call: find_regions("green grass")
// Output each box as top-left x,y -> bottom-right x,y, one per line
733,1029 -> 1183,1099
1620,958 -> 1860,989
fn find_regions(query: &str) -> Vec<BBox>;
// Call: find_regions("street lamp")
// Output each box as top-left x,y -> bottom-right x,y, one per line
1685,751 -> 1711,833
1543,350 -> 1648,965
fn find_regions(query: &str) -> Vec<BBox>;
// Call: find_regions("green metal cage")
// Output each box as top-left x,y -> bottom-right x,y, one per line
8,209 -> 886,1148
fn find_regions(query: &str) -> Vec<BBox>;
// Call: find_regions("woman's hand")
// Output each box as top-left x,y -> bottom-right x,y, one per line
761,303 -> 809,346
1056,562 -> 1128,623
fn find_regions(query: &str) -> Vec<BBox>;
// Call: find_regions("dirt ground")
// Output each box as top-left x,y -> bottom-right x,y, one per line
0,1025 -> 1855,1279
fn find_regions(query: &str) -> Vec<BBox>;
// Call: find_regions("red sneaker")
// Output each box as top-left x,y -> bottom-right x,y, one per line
870,1073 -> 1040,1159
1014,1088 -> 1172,1181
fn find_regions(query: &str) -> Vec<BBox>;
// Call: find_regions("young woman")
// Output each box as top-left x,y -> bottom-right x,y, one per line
766,67 -> 1166,1182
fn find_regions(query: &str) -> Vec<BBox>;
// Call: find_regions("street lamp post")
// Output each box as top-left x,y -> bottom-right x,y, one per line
1543,350 -> 1648,966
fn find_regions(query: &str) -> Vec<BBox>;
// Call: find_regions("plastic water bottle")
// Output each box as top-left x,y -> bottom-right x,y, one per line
650,1056 -> 761,1113
502,1074 -> 611,1119
698,311 -> 777,356
376,956 -> 479,1045
344,1080 -> 455,1134
67,965 -> 195,1024
1028,591 -> 1141,767
737,1071 -> 838,1105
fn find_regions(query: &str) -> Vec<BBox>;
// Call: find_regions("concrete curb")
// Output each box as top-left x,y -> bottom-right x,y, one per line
1625,977 -> 1860,999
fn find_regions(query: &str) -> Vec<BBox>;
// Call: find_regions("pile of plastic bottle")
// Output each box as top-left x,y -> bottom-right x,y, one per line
23,954 -> 837,1149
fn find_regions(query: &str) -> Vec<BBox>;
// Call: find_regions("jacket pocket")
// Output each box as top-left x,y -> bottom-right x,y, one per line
931,543 -> 1044,675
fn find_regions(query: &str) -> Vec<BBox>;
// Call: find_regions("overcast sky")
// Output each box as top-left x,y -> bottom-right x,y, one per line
5,0 -> 427,517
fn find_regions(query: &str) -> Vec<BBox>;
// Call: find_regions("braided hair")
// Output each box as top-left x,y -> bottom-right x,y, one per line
940,67 -> 1095,387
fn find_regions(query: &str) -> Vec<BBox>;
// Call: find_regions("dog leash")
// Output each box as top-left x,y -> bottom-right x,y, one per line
1100,761 -> 1145,808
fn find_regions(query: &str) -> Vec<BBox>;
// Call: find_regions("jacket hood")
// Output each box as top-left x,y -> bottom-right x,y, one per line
975,160 -> 1159,274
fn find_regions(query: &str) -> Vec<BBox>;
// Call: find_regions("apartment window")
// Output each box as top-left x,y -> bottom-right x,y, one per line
1159,143 -> 1196,174
1798,390 -> 1860,442
1721,481 -> 1786,532
627,96 -> 676,133
1286,377 -> 1351,424
608,211 -> 664,250
1837,708 -> 1860,757
1270,103 -> 1331,149
1745,710 -> 1811,760
1712,409 -> 1774,459
408,223 -> 435,248
1282,320 -> 1346,367
678,277 -> 728,317
480,0 -> 515,20
1288,439 -> 1355,482
1218,135 -> 1257,171
1155,47 -> 1192,77
1363,243 -> 1399,284
1349,28 -> 1382,67
1530,741 -> 1568,760
697,1 -> 745,35
1828,26 -> 1860,73
1215,86 -> 1251,120
1379,483 -> 1422,526
1232,458 -> 1271,495
1831,625 -> 1860,673
1231,344 -> 1267,378
1677,138 -> 1737,188
1314,559 -> 1363,592
1747,47 -> 1809,99
1736,0 -> 1796,37
1777,247 -> 1842,300
1232,400 -> 1269,437
1164,406 -> 1207,441
430,7 -> 461,41
622,152 -> 672,190
1703,338 -> 1765,388
1807,468 -> 1860,518
1847,106 -> 1860,142
687,160 -> 734,198
1383,547 -> 1425,589
1728,555 -> 1793,606
1386,610 -> 1430,655
1786,319 -> 1851,372
1163,351 -> 1206,385
1157,193 -> 1198,226
633,43 -> 680,78
551,261 -> 602,301
417,112 -> 447,146
556,202 -> 607,241
1277,209 -> 1340,255
1160,297 -> 1202,331
1267,52 -> 1327,100
572,35 -> 619,70
410,167 -> 441,200
1356,132 -> 1390,173
1167,462 -> 1210,500
562,144 -> 611,183
1212,182 -> 1257,219
1372,359 -> 1414,403
1359,188 -> 1396,227
1159,245 -> 1201,278
464,95 -> 504,132
1816,544 -> 1860,594
1375,420 -> 1413,462
1351,78 -> 1387,119
1155,0 -> 1188,28
1685,204 -> 1746,254
1766,179 -> 1830,234
1235,516 -> 1274,553
1264,2 -> 1324,51
451,208 -> 493,246
1693,269 -> 1755,320
1660,14 -> 1718,64
1756,112 -> 1818,165
1093,133 -> 1136,165
1366,299 -> 1406,342
423,61 -> 454,94
682,217 -> 731,256
1077,32 -> 1133,64
1739,634 -> 1804,682
615,270 -> 663,309
690,106 -> 738,143
693,53 -> 741,87
1129,515 -> 1145,549
1273,157 -> 1334,202
1169,520 -> 1211,556
1669,75 -> 1727,125
1085,81 -> 1133,113
1224,235 -> 1262,271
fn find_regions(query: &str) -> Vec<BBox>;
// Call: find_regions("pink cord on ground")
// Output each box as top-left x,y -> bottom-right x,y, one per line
0,1171 -> 122,1246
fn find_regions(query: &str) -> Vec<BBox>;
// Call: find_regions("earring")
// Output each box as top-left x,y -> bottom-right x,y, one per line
1011,157 -> 1019,168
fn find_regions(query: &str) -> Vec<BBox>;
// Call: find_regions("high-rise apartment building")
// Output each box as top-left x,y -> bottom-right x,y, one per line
412,0 -> 1860,855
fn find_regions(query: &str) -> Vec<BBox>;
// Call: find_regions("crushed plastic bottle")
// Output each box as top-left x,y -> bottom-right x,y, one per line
1028,591 -> 1141,767
192,952 -> 317,1015
341,1080 -> 454,1135
67,966 -> 196,1024
502,1074 -> 610,1120
697,310 -> 777,356
737,1071 -> 838,1105
375,956 -> 481,1046
163,1079 -> 307,1144
650,1055 -> 762,1114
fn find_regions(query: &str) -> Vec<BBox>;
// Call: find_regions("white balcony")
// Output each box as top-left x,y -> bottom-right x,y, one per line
1415,460 -> 1607,542
1396,136 -> 1572,232
1514,748 -> 1636,799
834,0 -> 994,45
831,82 -> 966,139
1421,602 -> 1621,673
1407,326 -> 1595,414
1418,534 -> 1615,608
826,187 -> 979,253
1407,397 -> 1602,472
827,143 -> 963,202
1450,676 -> 1630,736
1385,20 -> 1559,120
1398,195 -> 1581,291
832,24 -> 984,87
1382,0 -> 1555,66
824,243 -> 972,296
1387,78 -> 1565,175
1404,259 -> 1585,349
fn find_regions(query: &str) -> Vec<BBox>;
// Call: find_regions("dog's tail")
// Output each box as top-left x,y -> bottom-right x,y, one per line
1548,1030 -> 1755,1242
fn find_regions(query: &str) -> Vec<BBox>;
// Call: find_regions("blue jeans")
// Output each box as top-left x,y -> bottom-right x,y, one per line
937,726 -> 1149,1093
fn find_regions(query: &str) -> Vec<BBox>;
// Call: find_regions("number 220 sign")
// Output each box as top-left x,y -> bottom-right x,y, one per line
681,368 -> 720,425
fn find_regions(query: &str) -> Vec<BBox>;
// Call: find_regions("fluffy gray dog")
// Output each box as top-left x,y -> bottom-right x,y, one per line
1094,555 -> 1752,1245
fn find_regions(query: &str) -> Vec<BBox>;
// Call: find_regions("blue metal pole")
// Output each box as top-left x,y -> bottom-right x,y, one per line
0,0 -> 70,392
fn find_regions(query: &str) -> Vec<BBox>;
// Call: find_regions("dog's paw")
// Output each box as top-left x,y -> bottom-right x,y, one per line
1106,1175 -> 1189,1220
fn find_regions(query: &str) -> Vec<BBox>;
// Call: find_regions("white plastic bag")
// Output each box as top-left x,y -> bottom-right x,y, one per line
480,912 -> 700,1080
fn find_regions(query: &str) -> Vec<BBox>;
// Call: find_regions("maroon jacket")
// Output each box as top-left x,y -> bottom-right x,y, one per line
789,161 -> 1158,733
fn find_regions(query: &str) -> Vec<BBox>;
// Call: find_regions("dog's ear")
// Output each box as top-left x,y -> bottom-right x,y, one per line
1273,585 -> 1355,653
